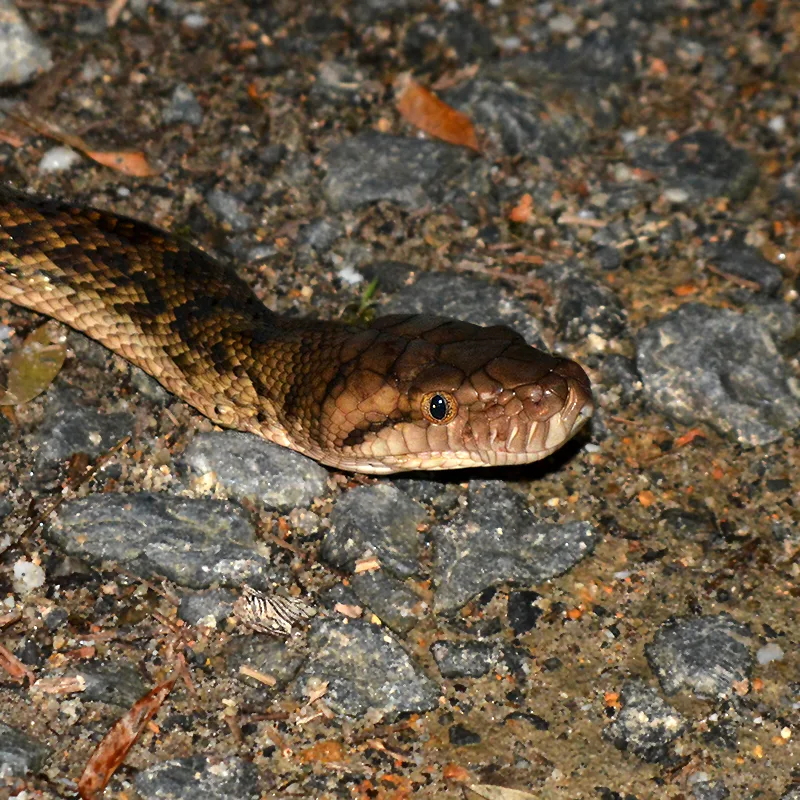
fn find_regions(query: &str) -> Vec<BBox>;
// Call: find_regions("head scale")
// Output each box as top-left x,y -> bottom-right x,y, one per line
314,316 -> 593,474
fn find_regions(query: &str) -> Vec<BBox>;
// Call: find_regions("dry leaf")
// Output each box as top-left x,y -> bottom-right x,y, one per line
238,665 -> 277,686
508,193 -> 534,223
77,677 -> 176,800
468,785 -> 541,800
298,739 -> 346,764
395,74 -> 480,152
674,428 -> 706,448
0,642 -> 35,685
7,111 -> 159,177
0,322 -> 67,406
32,675 -> 86,695
86,150 -> 159,177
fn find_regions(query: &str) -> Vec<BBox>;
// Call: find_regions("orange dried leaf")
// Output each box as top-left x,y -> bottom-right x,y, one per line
509,193 -> 534,223
673,282 -> 698,296
77,677 -> 176,800
0,322 -> 67,406
85,150 -> 159,177
443,763 -> 471,782
396,75 -> 480,152
674,428 -> 706,448
637,490 -> 656,507
298,739 -> 345,764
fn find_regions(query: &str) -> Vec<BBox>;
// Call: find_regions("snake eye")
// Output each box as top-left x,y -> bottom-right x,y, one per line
421,391 -> 457,424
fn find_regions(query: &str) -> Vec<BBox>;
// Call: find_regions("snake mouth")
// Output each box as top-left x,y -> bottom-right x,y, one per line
327,361 -> 594,474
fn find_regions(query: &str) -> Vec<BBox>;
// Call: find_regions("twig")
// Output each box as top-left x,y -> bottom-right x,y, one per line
20,435 -> 130,540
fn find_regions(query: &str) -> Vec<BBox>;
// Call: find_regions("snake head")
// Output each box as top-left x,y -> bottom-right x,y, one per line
315,316 -> 593,474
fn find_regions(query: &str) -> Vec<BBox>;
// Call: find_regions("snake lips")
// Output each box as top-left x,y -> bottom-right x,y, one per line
0,185 -> 593,473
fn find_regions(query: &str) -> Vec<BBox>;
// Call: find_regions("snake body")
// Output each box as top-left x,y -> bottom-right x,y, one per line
0,186 -> 593,473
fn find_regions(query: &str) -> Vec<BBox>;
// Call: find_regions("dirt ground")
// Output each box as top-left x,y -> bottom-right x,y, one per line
0,1 -> 798,799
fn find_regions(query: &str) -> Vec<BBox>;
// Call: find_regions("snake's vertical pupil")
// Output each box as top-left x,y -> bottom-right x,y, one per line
429,394 -> 448,421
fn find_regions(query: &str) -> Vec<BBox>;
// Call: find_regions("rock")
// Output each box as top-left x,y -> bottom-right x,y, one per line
38,146 -> 82,174
430,640 -> 498,679
178,588 -> 237,627
383,272 -> 546,349
603,679 -> 687,763
323,132 -> 473,211
645,613 -> 754,698
70,659 -> 147,707
33,390 -> 134,467
443,78 -> 590,160
323,484 -> 427,578
135,755 -> 260,800
506,590 -> 544,636
449,723 -> 481,746
350,570 -> 426,634
708,242 -> 783,296
629,131 -> 759,203
206,189 -> 255,232
293,618 -> 440,720
296,217 -> 343,253
163,83 -> 204,126
541,263 -> 627,344
0,0 -> 52,86
0,721 -> 52,777
636,304 -> 800,446
432,480 -> 598,613
182,431 -> 328,511
226,634 -> 306,690
47,492 -> 290,590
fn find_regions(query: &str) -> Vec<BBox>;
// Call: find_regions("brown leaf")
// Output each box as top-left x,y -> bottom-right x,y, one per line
395,74 -> 480,152
298,739 -> 346,764
85,150 -> 159,177
0,322 -> 67,406
7,112 -> 159,176
508,193 -> 533,223
77,677 -> 176,800
32,675 -> 86,695
0,642 -> 35,685
467,785 -> 541,800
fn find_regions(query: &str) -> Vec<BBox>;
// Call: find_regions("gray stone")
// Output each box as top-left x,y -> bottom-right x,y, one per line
182,431 -> 328,511
383,272 -> 546,349
432,481 -> 598,613
47,492 -> 289,590
135,755 -> 260,800
0,721 -> 51,777
71,659 -> 147,707
323,132 -> 472,211
226,634 -> 306,690
709,242 -> 783,296
636,304 -> 800,446
645,613 -> 754,698
0,0 -> 52,86
178,588 -> 237,627
430,640 -> 498,679
629,131 -> 759,203
33,391 -> 134,467
206,189 -> 255,232
603,679 -> 687,763
163,83 -> 204,126
324,484 -> 427,578
350,570 -> 426,634
443,78 -> 590,160
293,618 -> 440,720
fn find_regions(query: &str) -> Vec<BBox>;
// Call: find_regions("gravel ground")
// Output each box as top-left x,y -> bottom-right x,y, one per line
0,1 -> 798,798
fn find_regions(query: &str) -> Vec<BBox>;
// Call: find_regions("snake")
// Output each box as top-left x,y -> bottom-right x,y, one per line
0,185 -> 593,474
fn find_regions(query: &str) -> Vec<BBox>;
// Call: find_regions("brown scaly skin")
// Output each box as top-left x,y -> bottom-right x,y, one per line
0,185 -> 593,473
